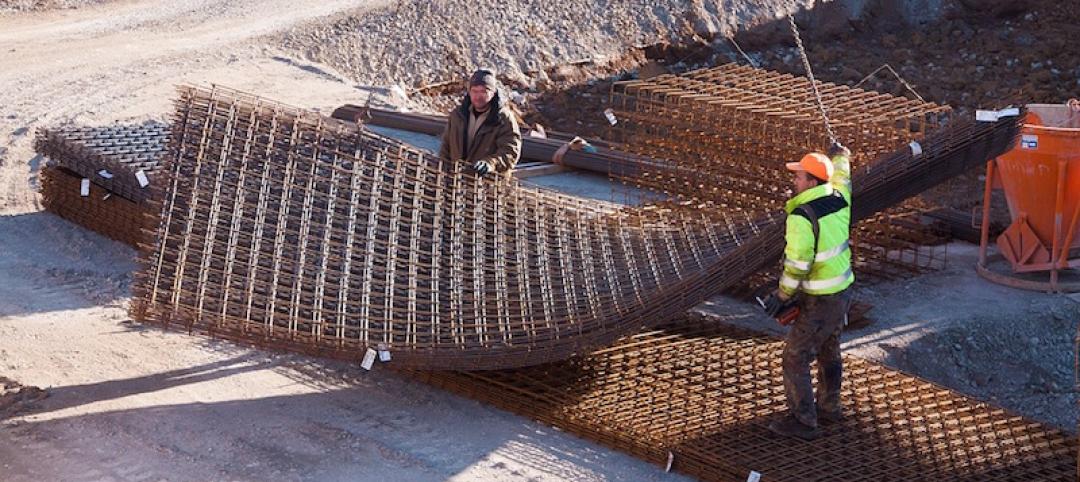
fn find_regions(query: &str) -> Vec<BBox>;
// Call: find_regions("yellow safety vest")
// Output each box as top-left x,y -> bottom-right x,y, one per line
778,153 -> 854,297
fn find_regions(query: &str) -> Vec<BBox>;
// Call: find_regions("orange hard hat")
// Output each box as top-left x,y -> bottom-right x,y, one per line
785,152 -> 833,182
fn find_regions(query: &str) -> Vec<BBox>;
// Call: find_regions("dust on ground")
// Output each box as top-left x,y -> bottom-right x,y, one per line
0,0 -> 1077,479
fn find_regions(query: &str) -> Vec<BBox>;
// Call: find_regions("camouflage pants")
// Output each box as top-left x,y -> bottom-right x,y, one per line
782,289 -> 852,428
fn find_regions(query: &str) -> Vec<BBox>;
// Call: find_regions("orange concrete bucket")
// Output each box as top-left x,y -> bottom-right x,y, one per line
978,101 -> 1080,291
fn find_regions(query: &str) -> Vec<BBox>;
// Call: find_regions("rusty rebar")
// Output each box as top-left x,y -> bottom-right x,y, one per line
124,84 -> 1019,370
409,315 -> 1078,481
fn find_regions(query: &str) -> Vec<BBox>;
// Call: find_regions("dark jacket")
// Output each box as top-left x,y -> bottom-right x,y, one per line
438,91 -> 522,173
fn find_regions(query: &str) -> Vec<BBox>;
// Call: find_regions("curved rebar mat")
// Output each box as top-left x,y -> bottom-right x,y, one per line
131,85 -> 1020,370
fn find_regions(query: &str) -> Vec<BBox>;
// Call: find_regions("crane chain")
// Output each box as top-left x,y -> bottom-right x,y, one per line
788,15 -> 837,145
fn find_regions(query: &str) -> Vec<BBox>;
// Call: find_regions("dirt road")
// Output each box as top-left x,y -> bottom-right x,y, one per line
0,0 -> 392,213
0,2 -> 687,480
2,1 -> 1076,480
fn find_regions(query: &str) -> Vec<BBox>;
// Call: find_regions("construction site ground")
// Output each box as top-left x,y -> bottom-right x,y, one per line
0,1 -> 1077,480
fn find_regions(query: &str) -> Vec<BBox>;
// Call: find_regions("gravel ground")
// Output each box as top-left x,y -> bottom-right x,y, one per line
276,0 -> 810,89
0,2 -> 708,480
0,0 -> 111,15
1,1 -> 1076,479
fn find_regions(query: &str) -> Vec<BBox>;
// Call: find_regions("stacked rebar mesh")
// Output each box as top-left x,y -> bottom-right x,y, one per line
608,63 -> 954,281
36,124 -> 167,246
129,84 -> 1020,370
414,315 -> 1078,482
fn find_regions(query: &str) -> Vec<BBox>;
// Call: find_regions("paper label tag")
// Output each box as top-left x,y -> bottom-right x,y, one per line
135,170 -> 150,187
603,108 -> 618,126
98,169 -> 114,179
377,342 -> 392,362
909,141 -> 923,156
976,108 -> 1020,122
1021,134 -> 1038,149
665,452 -> 674,473
103,193 -> 112,201
361,348 -> 377,370
80,178 -> 90,197
747,471 -> 762,482
996,107 -> 1020,118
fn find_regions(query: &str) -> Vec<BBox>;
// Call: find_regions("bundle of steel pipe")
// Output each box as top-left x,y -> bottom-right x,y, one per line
332,105 -> 646,178
332,105 -> 614,148
129,84 -> 1020,370
411,314 -> 1078,481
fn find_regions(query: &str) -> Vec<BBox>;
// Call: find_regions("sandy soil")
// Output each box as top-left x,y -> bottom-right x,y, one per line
0,0 -> 397,214
0,1 -> 696,480
0,0 -> 1076,480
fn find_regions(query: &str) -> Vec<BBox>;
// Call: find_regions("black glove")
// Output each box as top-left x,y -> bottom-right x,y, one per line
473,160 -> 492,176
827,141 -> 850,158
761,292 -> 784,317
762,290 -> 799,318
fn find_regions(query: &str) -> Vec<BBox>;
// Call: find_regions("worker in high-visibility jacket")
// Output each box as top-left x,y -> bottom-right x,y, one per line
762,142 -> 854,440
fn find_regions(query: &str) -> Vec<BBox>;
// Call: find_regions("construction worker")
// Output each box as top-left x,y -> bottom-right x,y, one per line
437,69 -> 522,176
762,142 -> 854,440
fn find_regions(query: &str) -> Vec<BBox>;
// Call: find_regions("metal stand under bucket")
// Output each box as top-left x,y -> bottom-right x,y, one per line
977,102 -> 1080,292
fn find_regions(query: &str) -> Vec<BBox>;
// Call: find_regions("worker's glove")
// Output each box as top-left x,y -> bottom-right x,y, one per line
473,160 -> 493,176
760,290 -> 795,317
827,141 -> 850,158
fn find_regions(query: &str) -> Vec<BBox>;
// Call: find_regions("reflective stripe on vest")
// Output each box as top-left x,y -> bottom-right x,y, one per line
784,258 -> 811,271
780,268 -> 853,292
783,240 -> 848,272
815,240 -> 849,262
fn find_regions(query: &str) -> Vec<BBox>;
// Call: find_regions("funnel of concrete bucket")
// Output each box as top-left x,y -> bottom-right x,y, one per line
978,101 -> 1080,292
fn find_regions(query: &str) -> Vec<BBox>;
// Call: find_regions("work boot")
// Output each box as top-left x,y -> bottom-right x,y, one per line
767,414 -> 821,440
817,407 -> 844,424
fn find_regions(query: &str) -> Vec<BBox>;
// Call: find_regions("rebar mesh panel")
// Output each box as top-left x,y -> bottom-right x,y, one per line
608,63 -> 954,281
413,316 -> 1077,481
131,85 -> 785,370
35,123 -> 167,203
130,85 -> 1019,370
40,167 -> 153,247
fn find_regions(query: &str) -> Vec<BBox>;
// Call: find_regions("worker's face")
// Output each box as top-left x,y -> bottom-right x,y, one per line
469,85 -> 494,111
792,170 -> 819,194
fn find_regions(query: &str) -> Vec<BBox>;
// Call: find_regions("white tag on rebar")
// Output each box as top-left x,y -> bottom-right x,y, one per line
603,108 -> 618,126
996,107 -> 1020,118
665,452 -> 674,473
80,178 -> 90,197
1021,134 -> 1038,149
98,169 -> 114,179
747,471 -> 762,482
361,348 -> 377,370
975,110 -> 999,122
135,169 -> 150,188
103,193 -> 112,201
909,141 -> 922,156
377,343 -> 391,362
